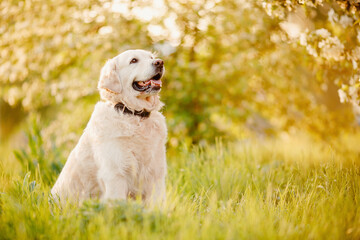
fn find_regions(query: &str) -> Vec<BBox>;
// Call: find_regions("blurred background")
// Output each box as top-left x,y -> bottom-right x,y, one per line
1,0 -> 360,167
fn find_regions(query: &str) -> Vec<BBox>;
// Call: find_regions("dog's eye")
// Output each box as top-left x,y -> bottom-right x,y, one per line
130,58 -> 138,64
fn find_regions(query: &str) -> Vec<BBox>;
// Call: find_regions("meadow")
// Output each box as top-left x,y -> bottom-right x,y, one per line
1,133 -> 359,240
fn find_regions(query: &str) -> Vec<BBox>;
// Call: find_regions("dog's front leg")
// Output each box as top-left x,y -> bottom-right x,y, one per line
95,146 -> 129,201
144,177 -> 166,206
99,171 -> 128,201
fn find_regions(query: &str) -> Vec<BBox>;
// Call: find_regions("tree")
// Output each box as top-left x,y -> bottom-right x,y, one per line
0,0 -> 358,148
261,0 -> 360,120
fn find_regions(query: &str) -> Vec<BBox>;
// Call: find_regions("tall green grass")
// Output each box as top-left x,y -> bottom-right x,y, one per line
1,133 -> 359,239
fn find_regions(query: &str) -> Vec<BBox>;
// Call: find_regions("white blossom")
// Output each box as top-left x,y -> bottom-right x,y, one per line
280,21 -> 302,38
349,85 -> 358,97
353,47 -> 360,61
6,87 -> 22,106
328,9 -> 338,24
352,59 -> 358,70
338,88 -> 348,103
317,36 -> 344,61
262,2 -> 273,17
314,28 -> 331,38
339,15 -> 353,28
349,75 -> 360,85
98,26 -> 113,35
306,45 -> 318,57
299,33 -> 307,46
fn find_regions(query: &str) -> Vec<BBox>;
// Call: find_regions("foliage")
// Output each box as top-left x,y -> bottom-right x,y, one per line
1,0 -> 359,146
1,135 -> 360,239
13,118 -> 64,185
0,0 -> 152,110
261,0 -> 360,114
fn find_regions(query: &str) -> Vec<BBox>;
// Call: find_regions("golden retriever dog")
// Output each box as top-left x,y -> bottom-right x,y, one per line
51,50 -> 167,205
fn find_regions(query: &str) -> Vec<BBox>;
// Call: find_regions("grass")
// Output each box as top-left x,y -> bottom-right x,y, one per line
0,134 -> 360,239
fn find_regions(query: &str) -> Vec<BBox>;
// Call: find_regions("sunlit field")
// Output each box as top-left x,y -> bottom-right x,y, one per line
2,0 -> 360,239
1,133 -> 360,239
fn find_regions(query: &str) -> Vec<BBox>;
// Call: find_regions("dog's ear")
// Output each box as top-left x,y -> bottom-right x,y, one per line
97,59 -> 122,94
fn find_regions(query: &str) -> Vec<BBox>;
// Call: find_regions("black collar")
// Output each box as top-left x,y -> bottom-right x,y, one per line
114,102 -> 151,118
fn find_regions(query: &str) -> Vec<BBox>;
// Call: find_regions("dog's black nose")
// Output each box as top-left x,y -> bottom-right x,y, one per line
153,59 -> 164,68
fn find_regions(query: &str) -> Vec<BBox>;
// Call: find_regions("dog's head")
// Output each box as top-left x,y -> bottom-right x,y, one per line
98,50 -> 165,112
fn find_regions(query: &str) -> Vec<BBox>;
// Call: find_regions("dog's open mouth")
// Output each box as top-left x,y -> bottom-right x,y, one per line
133,73 -> 162,92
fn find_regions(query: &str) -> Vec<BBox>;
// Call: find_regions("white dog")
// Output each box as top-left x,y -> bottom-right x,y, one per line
51,50 -> 167,204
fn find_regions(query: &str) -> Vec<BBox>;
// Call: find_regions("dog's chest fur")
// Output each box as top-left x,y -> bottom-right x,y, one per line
88,102 -> 167,196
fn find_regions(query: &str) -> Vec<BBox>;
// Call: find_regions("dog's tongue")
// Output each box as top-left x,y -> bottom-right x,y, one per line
150,79 -> 162,87
137,79 -> 162,88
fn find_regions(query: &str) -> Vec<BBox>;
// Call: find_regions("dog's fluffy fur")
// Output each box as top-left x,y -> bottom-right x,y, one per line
51,50 -> 167,204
